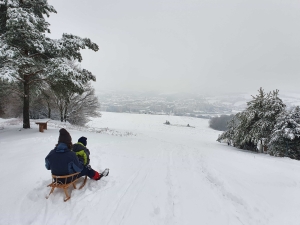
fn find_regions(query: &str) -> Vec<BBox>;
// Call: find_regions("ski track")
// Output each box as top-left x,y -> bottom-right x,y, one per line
105,148 -> 162,225
142,132 -> 270,225
117,158 -> 154,225
106,170 -> 141,225
196,149 -> 271,225
165,146 -> 182,225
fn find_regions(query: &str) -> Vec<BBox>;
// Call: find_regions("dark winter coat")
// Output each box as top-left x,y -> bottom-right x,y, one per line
45,143 -> 83,175
72,142 -> 91,165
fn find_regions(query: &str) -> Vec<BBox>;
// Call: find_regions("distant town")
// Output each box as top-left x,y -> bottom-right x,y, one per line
97,92 -> 249,118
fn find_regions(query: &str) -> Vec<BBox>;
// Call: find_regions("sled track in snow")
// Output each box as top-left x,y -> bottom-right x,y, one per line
106,148 -> 164,225
197,155 -> 271,225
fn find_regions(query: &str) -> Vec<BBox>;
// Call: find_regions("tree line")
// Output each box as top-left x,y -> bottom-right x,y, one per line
0,0 -> 100,127
217,88 -> 300,160
209,114 -> 235,131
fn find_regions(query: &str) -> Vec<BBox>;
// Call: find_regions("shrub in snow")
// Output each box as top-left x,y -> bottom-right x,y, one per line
268,106 -> 300,159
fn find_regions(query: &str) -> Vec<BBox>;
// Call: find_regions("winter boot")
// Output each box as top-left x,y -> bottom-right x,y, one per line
101,168 -> 109,177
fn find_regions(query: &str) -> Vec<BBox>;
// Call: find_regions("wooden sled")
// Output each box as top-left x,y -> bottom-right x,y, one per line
46,173 -> 88,202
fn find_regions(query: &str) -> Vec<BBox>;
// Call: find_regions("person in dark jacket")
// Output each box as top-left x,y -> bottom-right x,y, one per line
45,129 -> 108,182
45,128 -> 83,176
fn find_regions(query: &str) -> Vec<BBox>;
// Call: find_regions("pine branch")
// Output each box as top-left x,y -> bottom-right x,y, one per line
28,77 -> 48,85
0,59 -> 16,64
28,53 -> 49,59
22,69 -> 44,78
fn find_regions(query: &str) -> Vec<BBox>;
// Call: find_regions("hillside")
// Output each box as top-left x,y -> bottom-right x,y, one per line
0,113 -> 299,225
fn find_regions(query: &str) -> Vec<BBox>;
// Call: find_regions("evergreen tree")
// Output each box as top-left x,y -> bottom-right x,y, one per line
217,114 -> 239,146
229,88 -> 268,150
217,88 -> 285,151
209,114 -> 234,131
250,89 -> 286,148
268,106 -> 300,159
0,0 -> 99,128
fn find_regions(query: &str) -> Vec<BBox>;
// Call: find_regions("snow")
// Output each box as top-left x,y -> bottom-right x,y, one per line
1,112 -> 300,225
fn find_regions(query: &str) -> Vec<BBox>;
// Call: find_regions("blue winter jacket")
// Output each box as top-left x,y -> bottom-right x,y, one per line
45,143 -> 83,175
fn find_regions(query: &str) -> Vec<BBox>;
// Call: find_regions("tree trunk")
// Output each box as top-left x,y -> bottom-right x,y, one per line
23,76 -> 30,128
60,109 -> 63,122
47,102 -> 51,118
0,4 -> 8,35
64,103 -> 68,122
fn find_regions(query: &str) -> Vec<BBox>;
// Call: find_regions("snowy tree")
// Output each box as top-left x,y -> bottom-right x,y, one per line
50,75 -> 80,122
39,89 -> 55,119
221,88 -> 269,150
217,114 -> 239,146
249,89 -> 286,149
46,60 -> 95,123
268,106 -> 300,159
0,0 -> 99,128
66,83 -> 101,126
0,79 -> 23,117
50,81 -> 100,125
217,88 -> 285,151
29,88 -> 53,119
209,114 -> 235,131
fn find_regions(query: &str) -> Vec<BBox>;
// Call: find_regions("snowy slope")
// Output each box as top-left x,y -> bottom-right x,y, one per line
0,112 -> 300,225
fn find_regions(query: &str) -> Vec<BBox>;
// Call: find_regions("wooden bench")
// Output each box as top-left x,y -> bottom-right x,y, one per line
35,120 -> 50,132
46,173 -> 88,202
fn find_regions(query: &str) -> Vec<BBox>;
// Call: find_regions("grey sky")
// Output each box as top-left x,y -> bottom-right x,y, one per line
47,0 -> 300,95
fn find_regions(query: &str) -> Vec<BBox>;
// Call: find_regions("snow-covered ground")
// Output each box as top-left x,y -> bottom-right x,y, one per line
1,112 -> 300,225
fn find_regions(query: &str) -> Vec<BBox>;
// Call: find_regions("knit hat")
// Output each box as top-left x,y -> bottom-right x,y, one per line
78,136 -> 87,146
58,128 -> 72,145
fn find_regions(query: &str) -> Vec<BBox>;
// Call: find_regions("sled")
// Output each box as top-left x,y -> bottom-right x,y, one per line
46,173 -> 88,202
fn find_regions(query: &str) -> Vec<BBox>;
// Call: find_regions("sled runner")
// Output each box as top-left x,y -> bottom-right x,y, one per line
46,173 -> 87,202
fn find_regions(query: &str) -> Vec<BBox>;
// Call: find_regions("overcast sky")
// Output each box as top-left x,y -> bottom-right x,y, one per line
47,0 -> 300,95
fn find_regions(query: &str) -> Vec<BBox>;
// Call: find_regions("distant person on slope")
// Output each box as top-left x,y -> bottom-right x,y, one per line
73,136 -> 109,179
45,129 -> 109,182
